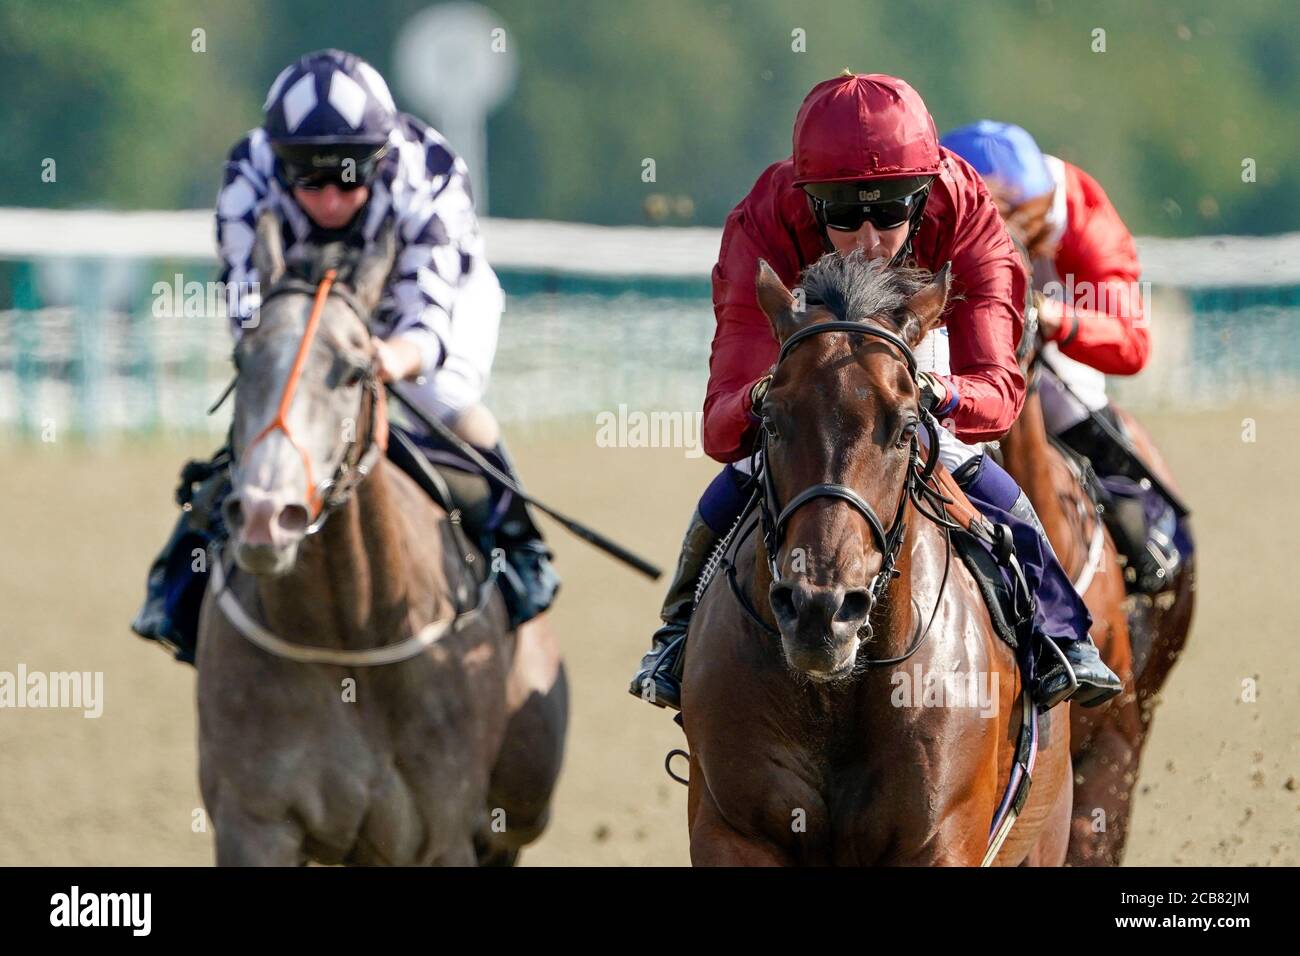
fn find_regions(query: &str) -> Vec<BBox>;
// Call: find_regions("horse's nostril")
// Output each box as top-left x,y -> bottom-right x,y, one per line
838,589 -> 873,624
278,504 -> 310,534
223,498 -> 244,529
770,584 -> 797,623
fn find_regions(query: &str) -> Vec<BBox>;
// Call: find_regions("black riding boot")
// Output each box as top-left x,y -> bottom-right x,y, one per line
1058,411 -> 1179,594
1005,492 -> 1122,708
628,509 -> 718,711
478,440 -> 561,628
130,450 -> 231,664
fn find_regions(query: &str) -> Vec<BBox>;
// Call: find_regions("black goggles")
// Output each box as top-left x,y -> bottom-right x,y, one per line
274,143 -> 388,192
811,188 -> 927,232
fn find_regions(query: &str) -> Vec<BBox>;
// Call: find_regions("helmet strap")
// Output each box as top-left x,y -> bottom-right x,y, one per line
887,183 -> 931,268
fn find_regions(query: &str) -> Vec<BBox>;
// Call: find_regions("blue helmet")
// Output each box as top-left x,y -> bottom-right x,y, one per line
263,49 -> 396,145
940,120 -> 1053,205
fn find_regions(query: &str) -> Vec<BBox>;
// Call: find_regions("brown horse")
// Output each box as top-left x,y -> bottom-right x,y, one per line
196,214 -> 567,866
681,254 -> 1072,866
1001,343 -> 1195,865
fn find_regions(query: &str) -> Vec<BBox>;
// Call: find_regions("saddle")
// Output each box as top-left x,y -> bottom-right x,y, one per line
930,466 -> 1029,652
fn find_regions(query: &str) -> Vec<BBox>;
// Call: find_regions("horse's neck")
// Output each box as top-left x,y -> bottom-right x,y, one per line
876,509 -> 922,653
1000,387 -> 1075,562
257,465 -> 417,646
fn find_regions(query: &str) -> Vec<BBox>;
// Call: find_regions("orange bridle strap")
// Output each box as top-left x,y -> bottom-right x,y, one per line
243,269 -> 338,517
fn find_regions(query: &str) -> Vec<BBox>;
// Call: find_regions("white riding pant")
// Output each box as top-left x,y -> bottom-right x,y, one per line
398,260 -> 504,427
731,327 -> 982,477
1037,342 -> 1109,434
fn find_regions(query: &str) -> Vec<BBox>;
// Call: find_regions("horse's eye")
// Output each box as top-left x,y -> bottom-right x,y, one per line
898,419 -> 919,447
342,363 -> 367,387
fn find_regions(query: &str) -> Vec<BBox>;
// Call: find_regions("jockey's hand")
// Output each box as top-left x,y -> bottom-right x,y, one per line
1035,293 -> 1065,341
916,371 -> 947,413
749,373 -> 773,414
373,336 -> 424,383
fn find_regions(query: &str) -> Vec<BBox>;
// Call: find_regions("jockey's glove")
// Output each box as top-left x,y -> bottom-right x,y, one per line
750,374 -> 773,414
916,371 -> 947,414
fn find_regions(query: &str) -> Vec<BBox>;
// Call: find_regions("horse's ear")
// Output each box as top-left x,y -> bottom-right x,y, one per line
351,221 -> 398,315
755,259 -> 802,343
253,210 -> 286,288
901,262 -> 951,347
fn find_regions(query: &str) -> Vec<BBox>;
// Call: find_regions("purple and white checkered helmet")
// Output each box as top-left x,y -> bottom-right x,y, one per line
263,49 -> 397,147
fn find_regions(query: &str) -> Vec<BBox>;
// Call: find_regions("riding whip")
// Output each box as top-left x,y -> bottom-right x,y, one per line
385,383 -> 662,581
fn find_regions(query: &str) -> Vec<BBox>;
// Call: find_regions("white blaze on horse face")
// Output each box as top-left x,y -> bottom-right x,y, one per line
237,431 -> 313,548
231,306 -> 355,557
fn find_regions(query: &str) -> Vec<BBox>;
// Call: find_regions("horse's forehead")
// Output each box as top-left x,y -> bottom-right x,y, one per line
251,293 -> 366,347
786,317 -> 905,380
322,296 -> 370,345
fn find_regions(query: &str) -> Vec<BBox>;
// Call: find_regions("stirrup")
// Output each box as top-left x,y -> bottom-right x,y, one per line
1030,637 -> 1078,711
632,631 -> 685,711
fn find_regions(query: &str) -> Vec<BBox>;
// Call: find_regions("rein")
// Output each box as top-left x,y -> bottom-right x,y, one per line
209,546 -> 503,667
737,319 -> 956,663
214,271 -> 492,667
707,315 -> 1036,865
233,272 -> 387,534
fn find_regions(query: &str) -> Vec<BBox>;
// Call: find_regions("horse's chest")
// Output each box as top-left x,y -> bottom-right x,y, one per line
347,666 -> 509,862
242,656 -> 509,865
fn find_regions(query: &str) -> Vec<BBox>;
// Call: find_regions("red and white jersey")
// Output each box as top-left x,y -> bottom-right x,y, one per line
704,148 -> 1029,464
1034,157 -> 1149,376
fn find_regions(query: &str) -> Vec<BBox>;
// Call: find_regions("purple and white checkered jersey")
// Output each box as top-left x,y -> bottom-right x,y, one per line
215,113 -> 487,376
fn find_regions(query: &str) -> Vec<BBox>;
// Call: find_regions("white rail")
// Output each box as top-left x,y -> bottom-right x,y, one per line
1,207 -> 1297,288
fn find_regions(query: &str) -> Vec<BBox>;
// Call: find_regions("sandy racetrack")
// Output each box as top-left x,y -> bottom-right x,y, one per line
0,407 -> 1294,865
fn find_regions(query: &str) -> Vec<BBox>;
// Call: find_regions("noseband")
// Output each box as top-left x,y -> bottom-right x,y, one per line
757,319 -> 942,642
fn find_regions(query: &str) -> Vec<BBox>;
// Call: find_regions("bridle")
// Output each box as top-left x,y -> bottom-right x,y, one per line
216,268 -> 500,667
232,269 -> 388,535
711,309 -> 1040,865
746,316 -> 957,661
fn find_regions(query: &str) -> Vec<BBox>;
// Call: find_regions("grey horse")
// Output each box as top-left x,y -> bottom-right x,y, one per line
196,214 -> 567,865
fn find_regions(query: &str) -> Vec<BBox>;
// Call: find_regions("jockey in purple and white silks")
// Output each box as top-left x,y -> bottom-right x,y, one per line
132,50 -> 558,662
218,51 -> 503,436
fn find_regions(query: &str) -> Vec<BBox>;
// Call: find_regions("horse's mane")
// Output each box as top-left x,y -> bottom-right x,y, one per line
797,251 -> 933,328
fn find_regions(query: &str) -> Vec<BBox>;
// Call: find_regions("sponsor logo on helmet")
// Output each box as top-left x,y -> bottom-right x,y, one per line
857,188 -> 882,202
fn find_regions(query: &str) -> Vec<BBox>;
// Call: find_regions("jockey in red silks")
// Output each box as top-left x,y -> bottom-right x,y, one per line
941,120 -> 1183,593
630,73 -> 1121,712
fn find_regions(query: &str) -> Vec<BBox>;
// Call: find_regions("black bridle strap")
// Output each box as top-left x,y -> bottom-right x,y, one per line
741,310 -> 955,665
775,483 -> 888,554
777,319 -> 918,378
762,317 -> 921,576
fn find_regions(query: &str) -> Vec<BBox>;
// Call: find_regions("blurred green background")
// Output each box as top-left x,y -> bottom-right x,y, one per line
1,0 -> 1297,235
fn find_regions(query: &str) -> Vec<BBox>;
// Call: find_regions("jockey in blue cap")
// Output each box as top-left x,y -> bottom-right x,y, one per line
941,120 -> 1183,595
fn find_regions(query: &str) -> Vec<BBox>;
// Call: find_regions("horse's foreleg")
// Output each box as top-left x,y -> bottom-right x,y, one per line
1068,698 -> 1143,866
687,760 -> 794,866
212,807 -> 305,866
482,617 -> 569,861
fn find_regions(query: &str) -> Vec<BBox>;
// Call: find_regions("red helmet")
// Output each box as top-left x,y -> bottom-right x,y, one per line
792,73 -> 942,188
